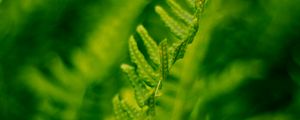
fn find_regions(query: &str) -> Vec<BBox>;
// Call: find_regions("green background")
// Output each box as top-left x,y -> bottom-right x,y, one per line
0,0 -> 300,119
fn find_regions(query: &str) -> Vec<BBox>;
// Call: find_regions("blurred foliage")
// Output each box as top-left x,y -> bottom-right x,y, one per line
0,0 -> 300,120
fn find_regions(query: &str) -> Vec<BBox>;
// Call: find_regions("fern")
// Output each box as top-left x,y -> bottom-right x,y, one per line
113,0 -> 206,119
2,0 -> 300,119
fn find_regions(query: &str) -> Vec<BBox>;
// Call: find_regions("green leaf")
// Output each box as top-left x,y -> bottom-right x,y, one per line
121,64 -> 151,107
137,25 -> 160,65
129,36 -> 159,87
120,100 -> 142,120
113,95 -> 142,120
169,20 -> 199,63
159,39 -> 169,81
155,6 -> 189,39
113,95 -> 130,120
114,0 -> 205,119
167,0 -> 194,25
155,39 -> 169,96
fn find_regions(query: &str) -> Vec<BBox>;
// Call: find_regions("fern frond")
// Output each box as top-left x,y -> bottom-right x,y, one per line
155,6 -> 189,39
129,36 -> 158,87
167,0 -> 206,63
160,39 -> 169,80
113,95 -> 129,120
157,0 -> 201,66
120,99 -> 142,119
113,95 -> 143,120
137,25 -> 160,65
168,25 -> 197,65
167,0 -> 194,25
156,39 -> 169,95
167,4 -> 200,66
121,64 -> 153,107
114,0 -> 206,119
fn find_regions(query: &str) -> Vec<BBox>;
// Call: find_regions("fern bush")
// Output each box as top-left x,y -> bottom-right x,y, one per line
113,0 -> 206,119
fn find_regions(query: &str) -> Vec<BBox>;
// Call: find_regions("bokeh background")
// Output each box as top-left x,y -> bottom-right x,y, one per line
0,0 -> 300,120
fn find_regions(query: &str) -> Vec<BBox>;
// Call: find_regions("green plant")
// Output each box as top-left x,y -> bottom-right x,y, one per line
2,0 -> 300,120
113,0 -> 206,119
